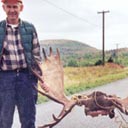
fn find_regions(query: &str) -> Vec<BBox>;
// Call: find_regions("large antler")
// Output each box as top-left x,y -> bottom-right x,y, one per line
31,47 -> 77,128
31,47 -> 128,128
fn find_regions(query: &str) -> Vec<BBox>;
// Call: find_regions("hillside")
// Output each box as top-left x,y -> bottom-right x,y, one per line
39,39 -> 128,66
40,39 -> 99,56
105,47 -> 128,66
39,39 -> 101,66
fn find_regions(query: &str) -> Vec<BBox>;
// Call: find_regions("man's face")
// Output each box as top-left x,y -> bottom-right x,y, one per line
2,3 -> 23,24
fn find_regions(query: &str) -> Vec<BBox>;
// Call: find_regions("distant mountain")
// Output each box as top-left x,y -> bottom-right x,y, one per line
106,47 -> 128,54
40,39 -> 100,57
39,39 -> 128,66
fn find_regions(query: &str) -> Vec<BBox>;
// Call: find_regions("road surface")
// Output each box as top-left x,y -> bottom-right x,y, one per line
13,78 -> 128,128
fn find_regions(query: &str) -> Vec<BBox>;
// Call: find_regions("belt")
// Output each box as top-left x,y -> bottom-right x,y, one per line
0,68 -> 29,73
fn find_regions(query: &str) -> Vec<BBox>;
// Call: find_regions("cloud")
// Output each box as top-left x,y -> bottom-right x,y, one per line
0,0 -> 128,50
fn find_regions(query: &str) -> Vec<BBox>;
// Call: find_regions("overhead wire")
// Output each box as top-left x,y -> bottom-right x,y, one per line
41,0 -> 100,28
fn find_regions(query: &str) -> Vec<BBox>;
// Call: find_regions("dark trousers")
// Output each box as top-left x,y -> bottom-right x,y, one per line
0,70 -> 37,128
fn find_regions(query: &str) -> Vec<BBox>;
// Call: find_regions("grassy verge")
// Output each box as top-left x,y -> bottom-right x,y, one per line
37,63 -> 128,104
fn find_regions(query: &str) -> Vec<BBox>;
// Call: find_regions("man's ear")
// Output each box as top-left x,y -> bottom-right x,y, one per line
2,4 -> 6,12
20,4 -> 24,11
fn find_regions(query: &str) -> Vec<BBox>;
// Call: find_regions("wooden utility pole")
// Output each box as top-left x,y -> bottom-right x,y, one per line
115,43 -> 119,63
98,10 -> 110,65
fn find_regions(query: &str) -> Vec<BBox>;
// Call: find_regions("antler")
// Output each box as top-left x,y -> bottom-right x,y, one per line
31,47 -> 77,128
31,47 -> 128,128
113,97 -> 128,115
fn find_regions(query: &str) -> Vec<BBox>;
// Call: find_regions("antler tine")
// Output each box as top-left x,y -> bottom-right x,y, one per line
49,47 -> 53,56
56,48 -> 61,62
36,87 -> 65,105
42,48 -> 47,60
38,104 -> 75,128
56,48 -> 60,56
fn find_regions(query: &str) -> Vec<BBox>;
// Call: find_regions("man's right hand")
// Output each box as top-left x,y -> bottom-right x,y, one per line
40,82 -> 50,92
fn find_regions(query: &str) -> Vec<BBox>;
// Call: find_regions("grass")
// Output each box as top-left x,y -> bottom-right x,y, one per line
37,63 -> 128,104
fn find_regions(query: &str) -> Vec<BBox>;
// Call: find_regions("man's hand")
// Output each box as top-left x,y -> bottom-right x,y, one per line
40,82 -> 50,92
87,110 -> 109,117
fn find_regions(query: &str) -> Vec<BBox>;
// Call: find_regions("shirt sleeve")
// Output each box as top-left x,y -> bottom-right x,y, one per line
32,27 -> 42,63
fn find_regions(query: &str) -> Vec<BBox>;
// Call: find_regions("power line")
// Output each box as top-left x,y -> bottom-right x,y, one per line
42,0 -> 99,27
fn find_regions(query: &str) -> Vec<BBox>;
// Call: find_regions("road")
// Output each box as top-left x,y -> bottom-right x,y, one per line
13,78 -> 128,128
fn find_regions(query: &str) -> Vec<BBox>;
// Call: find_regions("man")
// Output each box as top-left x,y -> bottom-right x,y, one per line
0,0 -> 49,128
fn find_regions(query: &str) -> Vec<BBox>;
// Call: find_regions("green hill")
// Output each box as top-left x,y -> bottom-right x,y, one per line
39,39 -> 128,67
40,39 -> 101,66
40,39 -> 100,67
40,39 -> 99,55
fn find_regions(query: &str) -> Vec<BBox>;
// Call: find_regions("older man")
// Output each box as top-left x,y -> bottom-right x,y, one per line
0,0 -> 48,127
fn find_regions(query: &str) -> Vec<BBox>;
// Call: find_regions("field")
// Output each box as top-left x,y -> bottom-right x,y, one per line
37,63 -> 128,103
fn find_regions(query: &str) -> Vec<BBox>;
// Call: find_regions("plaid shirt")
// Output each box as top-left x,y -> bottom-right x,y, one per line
1,21 -> 41,70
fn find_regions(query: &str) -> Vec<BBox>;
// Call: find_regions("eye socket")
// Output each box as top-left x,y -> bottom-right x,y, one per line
6,5 -> 19,9
12,5 -> 18,9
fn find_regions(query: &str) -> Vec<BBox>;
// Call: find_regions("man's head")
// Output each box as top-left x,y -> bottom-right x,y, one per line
1,0 -> 23,24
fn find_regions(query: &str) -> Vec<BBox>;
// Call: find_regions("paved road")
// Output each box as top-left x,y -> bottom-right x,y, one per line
13,78 -> 128,128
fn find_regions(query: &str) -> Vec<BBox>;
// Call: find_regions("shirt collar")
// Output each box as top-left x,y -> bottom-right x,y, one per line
5,19 -> 22,29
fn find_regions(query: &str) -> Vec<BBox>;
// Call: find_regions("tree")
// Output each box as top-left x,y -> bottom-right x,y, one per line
67,59 -> 78,67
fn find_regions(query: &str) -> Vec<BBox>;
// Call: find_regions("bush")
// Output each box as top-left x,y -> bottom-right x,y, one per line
67,59 -> 78,67
95,60 -> 103,66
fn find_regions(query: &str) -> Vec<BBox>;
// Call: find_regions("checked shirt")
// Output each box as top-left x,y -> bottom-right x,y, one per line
0,21 -> 41,70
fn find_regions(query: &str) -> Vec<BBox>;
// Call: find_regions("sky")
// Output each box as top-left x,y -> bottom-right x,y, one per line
0,0 -> 128,50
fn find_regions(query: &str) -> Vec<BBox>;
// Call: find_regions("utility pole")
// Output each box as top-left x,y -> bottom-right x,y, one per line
115,43 -> 119,63
98,10 -> 110,65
